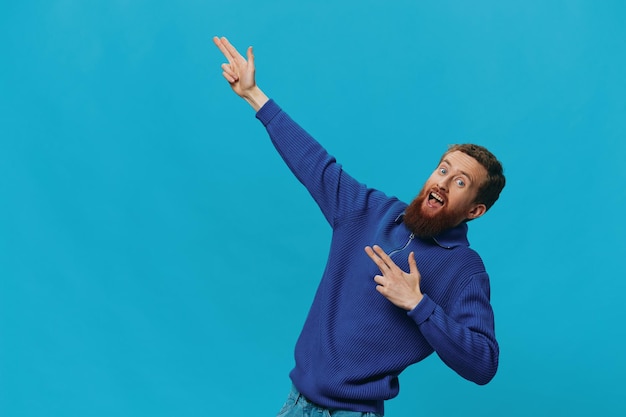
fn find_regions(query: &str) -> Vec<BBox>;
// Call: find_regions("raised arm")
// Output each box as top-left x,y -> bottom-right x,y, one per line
213,36 -> 269,111
213,36 -> 390,225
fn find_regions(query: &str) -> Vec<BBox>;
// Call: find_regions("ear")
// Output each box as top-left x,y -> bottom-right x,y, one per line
466,203 -> 487,220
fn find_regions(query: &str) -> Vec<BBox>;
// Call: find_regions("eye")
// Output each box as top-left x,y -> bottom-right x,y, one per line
439,167 -> 447,175
456,178 -> 466,187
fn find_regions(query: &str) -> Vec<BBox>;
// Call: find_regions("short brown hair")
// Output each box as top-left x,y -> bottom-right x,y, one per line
444,144 -> 505,211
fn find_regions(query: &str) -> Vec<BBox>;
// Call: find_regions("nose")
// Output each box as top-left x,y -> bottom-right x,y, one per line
436,179 -> 449,192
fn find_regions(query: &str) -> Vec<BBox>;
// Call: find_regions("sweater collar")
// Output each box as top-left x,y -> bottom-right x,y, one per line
431,222 -> 469,249
396,213 -> 470,249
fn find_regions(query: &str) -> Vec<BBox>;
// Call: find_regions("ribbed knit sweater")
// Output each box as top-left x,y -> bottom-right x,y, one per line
256,100 -> 498,415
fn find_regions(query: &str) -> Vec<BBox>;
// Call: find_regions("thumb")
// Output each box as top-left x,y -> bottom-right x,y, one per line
408,252 -> 418,275
246,46 -> 255,67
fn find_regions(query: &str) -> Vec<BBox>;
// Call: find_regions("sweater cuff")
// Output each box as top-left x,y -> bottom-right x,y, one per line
255,99 -> 281,126
407,294 -> 437,325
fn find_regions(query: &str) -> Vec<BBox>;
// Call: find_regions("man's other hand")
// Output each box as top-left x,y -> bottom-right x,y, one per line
364,245 -> 424,311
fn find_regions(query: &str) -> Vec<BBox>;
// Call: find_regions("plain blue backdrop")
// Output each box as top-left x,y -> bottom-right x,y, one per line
1,1 -> 625,416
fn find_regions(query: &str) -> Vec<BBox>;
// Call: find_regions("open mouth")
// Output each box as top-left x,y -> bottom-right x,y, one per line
428,191 -> 445,207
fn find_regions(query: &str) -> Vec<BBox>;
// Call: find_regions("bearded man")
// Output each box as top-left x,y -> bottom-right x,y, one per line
214,36 -> 506,417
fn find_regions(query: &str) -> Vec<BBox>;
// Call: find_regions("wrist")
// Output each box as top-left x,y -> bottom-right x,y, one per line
407,294 -> 424,311
242,86 -> 269,112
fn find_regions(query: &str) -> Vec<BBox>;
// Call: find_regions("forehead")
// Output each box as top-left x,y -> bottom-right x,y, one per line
439,151 -> 487,184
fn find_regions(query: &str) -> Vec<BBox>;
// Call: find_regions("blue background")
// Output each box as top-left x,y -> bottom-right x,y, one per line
1,1 -> 625,416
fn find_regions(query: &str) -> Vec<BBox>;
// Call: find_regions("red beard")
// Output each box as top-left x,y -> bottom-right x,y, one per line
403,187 -> 466,238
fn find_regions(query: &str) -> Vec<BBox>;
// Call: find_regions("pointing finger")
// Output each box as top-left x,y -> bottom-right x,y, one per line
213,36 -> 235,63
372,245 -> 396,270
221,37 -> 245,62
364,246 -> 389,273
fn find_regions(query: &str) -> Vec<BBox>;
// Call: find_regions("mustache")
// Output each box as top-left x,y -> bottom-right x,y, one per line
403,187 -> 460,238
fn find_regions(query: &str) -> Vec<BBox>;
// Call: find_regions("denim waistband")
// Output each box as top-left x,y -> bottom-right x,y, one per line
286,385 -> 382,417
289,384 -> 314,406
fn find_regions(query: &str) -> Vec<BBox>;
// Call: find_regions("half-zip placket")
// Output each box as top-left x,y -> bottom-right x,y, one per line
387,232 -> 415,258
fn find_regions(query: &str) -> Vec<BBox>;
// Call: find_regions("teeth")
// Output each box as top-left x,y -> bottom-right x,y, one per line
430,192 -> 444,204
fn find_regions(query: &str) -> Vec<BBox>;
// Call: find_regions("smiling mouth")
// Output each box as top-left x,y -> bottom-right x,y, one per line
428,191 -> 445,207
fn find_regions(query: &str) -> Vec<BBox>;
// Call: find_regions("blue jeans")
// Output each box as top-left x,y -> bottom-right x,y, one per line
276,385 -> 383,417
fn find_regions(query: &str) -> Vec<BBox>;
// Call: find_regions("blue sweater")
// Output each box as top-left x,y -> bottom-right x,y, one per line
256,100 -> 498,414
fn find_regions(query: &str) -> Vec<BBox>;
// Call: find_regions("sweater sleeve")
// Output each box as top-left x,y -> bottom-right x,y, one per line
407,273 -> 499,385
256,100 -> 385,226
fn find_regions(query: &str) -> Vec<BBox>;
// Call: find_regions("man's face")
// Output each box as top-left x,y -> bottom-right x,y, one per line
404,151 -> 488,238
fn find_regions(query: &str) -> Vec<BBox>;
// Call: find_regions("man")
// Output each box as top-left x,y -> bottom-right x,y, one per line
213,36 -> 505,417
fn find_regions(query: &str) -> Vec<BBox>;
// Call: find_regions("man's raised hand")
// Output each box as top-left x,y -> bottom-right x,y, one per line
213,36 -> 268,111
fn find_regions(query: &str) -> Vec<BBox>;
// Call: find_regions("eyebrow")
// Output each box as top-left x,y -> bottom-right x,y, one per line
442,159 -> 474,183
